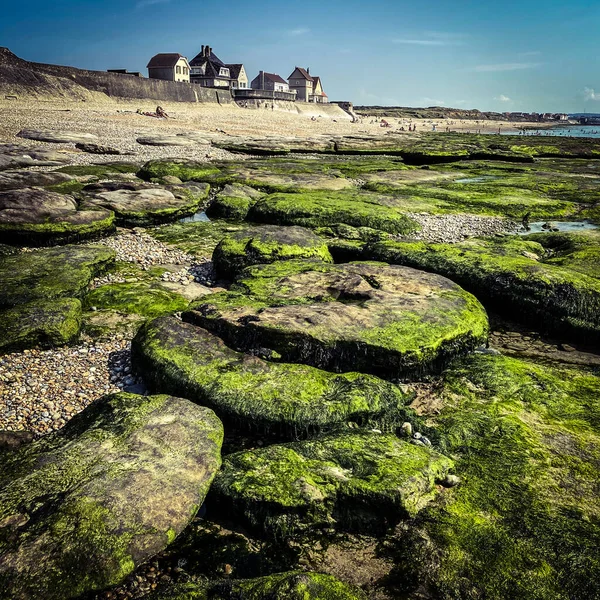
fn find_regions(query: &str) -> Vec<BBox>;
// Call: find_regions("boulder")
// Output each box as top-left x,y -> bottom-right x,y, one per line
206,183 -> 265,220
185,260 -> 489,378
0,170 -> 73,192
145,572 -> 367,600
210,432 -> 453,538
0,143 -> 71,170
84,183 -> 210,225
136,135 -> 197,147
212,225 -> 333,279
75,142 -> 124,155
0,245 -> 115,307
0,392 -> 223,600
16,129 -> 99,144
0,298 -> 82,353
132,315 -> 410,438
0,187 -> 115,245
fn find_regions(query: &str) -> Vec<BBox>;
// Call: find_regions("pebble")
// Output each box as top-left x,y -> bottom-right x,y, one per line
0,339 -> 143,435
401,213 -> 519,244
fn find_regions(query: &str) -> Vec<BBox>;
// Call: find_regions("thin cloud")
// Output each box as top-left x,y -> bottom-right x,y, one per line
495,94 -> 512,103
136,0 -> 170,8
288,28 -> 310,36
519,51 -> 542,57
422,97 -> 446,106
392,32 -> 465,46
584,87 -> 600,101
472,62 -> 541,72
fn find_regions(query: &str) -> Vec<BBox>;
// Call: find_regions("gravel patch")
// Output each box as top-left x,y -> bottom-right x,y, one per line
0,339 -> 143,436
402,213 -> 519,243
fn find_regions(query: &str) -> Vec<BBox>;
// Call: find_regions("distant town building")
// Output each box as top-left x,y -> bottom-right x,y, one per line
251,71 -> 290,92
288,67 -> 313,102
287,67 -> 328,103
227,64 -> 248,89
146,53 -> 190,82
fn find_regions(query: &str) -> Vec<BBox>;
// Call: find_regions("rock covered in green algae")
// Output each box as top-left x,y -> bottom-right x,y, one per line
206,183 -> 265,220
83,182 -> 210,226
145,571 -> 367,600
0,187 -> 115,246
132,315 -> 410,438
248,190 -> 419,234
0,169 -> 74,192
210,432 -> 453,538
185,260 -> 489,378
0,297 -> 81,353
0,244 -> 115,307
212,225 -> 333,279
366,236 -> 600,342
0,392 -> 223,600
389,353 -> 600,600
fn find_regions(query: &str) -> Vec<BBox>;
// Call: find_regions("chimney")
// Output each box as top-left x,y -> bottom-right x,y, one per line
201,45 -> 205,56
307,67 -> 310,74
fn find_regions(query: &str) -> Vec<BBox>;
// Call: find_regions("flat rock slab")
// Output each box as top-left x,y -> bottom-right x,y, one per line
185,260 -> 489,378
75,142 -> 124,155
212,224 -> 333,279
0,169 -> 73,192
132,315 -> 409,438
0,298 -> 82,353
146,572 -> 367,600
85,183 -> 210,225
136,135 -> 197,147
0,187 -> 115,245
0,144 -> 72,170
213,135 -> 336,155
0,244 -> 115,307
367,237 -> 600,342
17,129 -> 99,144
0,392 -> 223,600
210,432 -> 453,537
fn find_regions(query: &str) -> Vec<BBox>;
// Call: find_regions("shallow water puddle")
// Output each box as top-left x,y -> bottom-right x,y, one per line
179,211 -> 210,223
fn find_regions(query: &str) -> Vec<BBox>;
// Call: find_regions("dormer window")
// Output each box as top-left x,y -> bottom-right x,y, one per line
220,67 -> 230,77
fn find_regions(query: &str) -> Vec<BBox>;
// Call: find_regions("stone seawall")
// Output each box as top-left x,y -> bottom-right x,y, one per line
0,47 -> 231,104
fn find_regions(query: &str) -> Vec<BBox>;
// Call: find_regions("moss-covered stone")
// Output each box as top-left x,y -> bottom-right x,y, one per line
210,432 -> 453,538
366,236 -> 600,342
0,188 -> 115,246
56,163 -> 140,178
0,245 -> 115,308
137,160 -> 222,183
389,353 -> 600,600
0,298 -> 82,353
145,571 -> 367,600
212,225 -> 334,279
185,260 -> 489,378
0,392 -> 223,600
206,183 -> 266,220
84,281 -> 189,318
132,315 -> 410,438
248,190 -> 419,234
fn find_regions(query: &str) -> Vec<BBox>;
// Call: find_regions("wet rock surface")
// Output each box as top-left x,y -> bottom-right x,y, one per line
16,128 -> 99,144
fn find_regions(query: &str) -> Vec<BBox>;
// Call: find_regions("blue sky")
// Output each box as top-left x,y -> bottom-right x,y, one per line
2,0 -> 600,112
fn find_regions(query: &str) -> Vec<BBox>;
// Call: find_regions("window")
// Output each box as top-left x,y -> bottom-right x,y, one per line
176,65 -> 181,74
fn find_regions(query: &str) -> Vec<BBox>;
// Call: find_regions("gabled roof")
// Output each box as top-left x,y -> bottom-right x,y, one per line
288,67 -> 313,81
227,64 -> 244,79
147,53 -> 187,69
262,72 -> 288,85
311,75 -> 322,87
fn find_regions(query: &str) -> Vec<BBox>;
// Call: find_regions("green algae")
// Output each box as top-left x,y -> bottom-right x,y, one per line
132,315 -> 411,438
0,245 -> 116,308
0,298 -> 82,353
212,225 -> 334,279
389,353 -> 600,600
210,432 -> 453,539
248,190 -> 419,234
57,163 -> 140,177
186,260 -> 489,378
137,160 -> 222,183
367,237 -> 600,342
84,281 -> 189,317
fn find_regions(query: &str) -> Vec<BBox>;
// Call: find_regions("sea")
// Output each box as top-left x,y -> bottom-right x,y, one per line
502,125 -> 600,138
